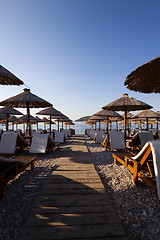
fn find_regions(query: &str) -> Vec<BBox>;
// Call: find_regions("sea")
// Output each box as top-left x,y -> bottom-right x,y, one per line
0,121 -> 138,135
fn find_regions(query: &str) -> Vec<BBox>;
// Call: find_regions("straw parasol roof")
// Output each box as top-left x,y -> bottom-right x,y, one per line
93,109 -> 122,131
0,115 -> 20,130
35,116 -> 44,123
132,109 -> 160,131
102,93 -> 152,144
18,114 -> 38,122
52,114 -> 69,131
133,109 -> 160,119
0,65 -> 24,85
102,93 -> 152,112
36,107 -> 64,134
124,56 -> 160,93
0,106 -> 22,115
0,88 -> 52,137
0,106 -> 23,131
93,109 -> 121,118
148,120 -> 156,125
0,88 -> 52,108
121,112 -> 133,119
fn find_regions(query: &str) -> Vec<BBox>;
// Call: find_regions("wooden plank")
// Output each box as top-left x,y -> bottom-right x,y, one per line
17,136 -> 128,240
17,224 -> 126,240
33,194 -> 111,207
24,211 -> 121,227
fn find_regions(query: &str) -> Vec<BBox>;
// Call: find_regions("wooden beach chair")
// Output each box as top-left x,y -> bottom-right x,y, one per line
95,131 -> 106,143
101,131 -> 125,151
128,131 -> 154,150
54,131 -> 65,144
0,132 -> 28,154
112,140 -> 160,199
0,155 -> 36,200
30,134 -> 56,153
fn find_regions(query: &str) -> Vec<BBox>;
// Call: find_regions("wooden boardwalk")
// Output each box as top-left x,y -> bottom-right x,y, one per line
17,136 -> 128,240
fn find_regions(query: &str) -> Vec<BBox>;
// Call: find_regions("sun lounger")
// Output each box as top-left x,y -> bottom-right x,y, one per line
95,132 -> 106,143
54,131 -> 65,143
112,140 -> 160,199
139,132 -> 154,147
128,131 -> 154,150
29,134 -> 55,153
101,131 -> 125,150
0,132 -> 27,154
90,131 -> 97,140
0,155 -> 36,200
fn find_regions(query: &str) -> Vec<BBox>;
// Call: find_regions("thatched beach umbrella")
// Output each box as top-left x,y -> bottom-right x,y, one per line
18,114 -> 40,132
85,120 -> 96,130
36,107 -> 63,134
53,114 -> 69,131
0,65 -> 24,85
35,117 -> 45,131
64,121 -> 75,129
102,93 -> 152,145
132,109 -> 160,131
89,115 -> 108,131
0,88 -> 52,138
93,110 -> 121,132
0,106 -> 22,131
0,115 -> 20,131
124,56 -> 160,93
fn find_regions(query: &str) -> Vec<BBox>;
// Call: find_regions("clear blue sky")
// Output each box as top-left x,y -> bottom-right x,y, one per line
1,0 -> 160,120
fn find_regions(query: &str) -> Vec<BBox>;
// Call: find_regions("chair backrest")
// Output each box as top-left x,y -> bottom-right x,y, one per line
149,140 -> 160,200
0,132 -> 18,154
132,140 -> 160,200
109,131 -> 125,150
61,129 -> 68,138
150,128 -> 157,134
30,133 -> 49,153
90,132 -> 97,140
54,131 -> 65,143
138,132 -> 154,147
95,132 -> 106,143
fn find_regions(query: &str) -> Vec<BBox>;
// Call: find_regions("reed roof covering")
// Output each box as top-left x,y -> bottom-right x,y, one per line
122,112 -> 133,119
0,116 -> 19,123
35,116 -> 44,122
18,114 -> 38,122
102,93 -> 152,111
132,109 -> 160,119
0,65 -> 24,85
93,109 -> 121,118
0,106 -> 22,115
52,114 -> 69,120
0,88 -> 52,108
64,122 -> 75,125
124,56 -> 160,93
85,120 -> 96,124
36,107 -> 62,116
89,115 -> 108,121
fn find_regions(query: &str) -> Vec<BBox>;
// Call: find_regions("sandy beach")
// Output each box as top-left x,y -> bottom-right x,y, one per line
0,136 -> 160,240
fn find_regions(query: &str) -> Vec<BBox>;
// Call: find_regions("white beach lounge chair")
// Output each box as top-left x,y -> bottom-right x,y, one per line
138,132 -> 154,147
0,132 -> 18,154
30,133 -> 54,153
113,140 -> 160,200
95,132 -> 106,143
109,130 -> 125,150
90,131 -> 97,140
54,131 -> 65,143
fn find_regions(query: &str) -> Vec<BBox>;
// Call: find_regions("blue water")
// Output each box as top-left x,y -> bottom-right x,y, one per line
0,121 -> 153,135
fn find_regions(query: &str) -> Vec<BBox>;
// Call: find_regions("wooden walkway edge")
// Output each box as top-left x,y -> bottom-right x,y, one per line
17,135 -> 128,240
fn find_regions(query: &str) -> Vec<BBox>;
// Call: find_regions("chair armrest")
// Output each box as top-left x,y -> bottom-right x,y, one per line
124,155 -> 140,165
